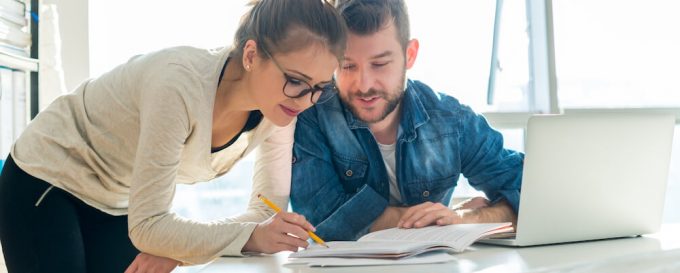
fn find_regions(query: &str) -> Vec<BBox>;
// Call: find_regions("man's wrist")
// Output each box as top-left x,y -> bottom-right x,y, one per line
454,208 -> 481,223
370,206 -> 408,232
454,200 -> 516,224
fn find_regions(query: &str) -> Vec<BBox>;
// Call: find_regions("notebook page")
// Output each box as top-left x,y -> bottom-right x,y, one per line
358,223 -> 513,250
287,251 -> 456,267
290,241 -> 444,258
289,223 -> 512,258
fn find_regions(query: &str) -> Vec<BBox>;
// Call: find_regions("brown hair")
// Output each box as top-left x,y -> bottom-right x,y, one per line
230,0 -> 347,62
335,0 -> 410,51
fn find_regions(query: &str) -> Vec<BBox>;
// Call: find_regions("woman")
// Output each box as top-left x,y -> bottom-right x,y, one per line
0,0 -> 346,272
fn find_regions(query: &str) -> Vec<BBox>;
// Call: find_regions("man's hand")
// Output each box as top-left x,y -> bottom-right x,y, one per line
124,252 -> 180,273
398,197 -> 515,229
398,201 -> 464,228
242,212 -> 315,253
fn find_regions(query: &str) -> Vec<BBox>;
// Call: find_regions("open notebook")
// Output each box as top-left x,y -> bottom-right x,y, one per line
289,223 -> 513,259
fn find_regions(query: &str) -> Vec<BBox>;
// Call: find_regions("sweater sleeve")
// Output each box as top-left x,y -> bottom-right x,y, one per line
227,121 -> 296,224
127,67 -> 257,265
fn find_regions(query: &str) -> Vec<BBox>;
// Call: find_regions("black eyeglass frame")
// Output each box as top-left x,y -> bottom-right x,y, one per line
260,47 -> 338,104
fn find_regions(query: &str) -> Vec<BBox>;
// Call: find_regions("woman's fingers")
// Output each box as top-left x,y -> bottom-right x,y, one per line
277,221 -> 311,242
276,231 -> 310,249
124,259 -> 138,273
276,242 -> 300,252
244,212 -> 317,254
123,253 -> 179,273
279,212 -> 315,232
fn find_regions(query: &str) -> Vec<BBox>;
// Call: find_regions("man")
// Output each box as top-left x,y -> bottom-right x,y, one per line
291,0 -> 524,241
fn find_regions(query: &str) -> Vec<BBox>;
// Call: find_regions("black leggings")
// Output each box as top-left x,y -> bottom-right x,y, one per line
0,155 -> 139,273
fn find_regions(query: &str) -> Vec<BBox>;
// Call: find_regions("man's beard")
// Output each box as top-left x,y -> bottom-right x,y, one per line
341,75 -> 405,124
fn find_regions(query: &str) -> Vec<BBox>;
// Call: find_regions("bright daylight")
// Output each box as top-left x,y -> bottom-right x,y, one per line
0,0 -> 678,272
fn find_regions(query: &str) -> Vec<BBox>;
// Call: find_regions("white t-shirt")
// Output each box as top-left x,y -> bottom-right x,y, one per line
377,141 -> 402,205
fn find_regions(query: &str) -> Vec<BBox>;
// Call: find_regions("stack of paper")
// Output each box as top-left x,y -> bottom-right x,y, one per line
286,252 -> 456,267
288,223 -> 513,267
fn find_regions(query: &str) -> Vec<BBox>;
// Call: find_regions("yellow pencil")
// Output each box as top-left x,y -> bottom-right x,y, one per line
257,194 -> 329,248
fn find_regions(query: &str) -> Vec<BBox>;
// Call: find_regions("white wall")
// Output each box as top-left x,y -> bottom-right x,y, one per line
41,0 -> 90,92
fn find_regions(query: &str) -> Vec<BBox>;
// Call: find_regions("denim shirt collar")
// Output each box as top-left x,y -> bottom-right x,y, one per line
342,80 -> 430,142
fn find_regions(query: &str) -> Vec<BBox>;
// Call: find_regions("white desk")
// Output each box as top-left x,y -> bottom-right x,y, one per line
179,224 -> 680,273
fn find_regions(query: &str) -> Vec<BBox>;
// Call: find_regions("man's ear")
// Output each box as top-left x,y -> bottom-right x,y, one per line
405,38 -> 419,70
242,40 -> 258,71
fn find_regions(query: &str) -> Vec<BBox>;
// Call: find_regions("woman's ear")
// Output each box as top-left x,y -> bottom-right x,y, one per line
242,40 -> 258,71
405,38 -> 419,70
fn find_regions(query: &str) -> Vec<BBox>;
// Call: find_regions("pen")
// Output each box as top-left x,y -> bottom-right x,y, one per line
257,194 -> 329,248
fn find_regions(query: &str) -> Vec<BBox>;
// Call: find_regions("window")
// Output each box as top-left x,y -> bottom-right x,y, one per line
408,0 -> 530,112
172,154 -> 254,221
90,0 -> 254,220
89,0 -> 250,77
408,0 -> 533,199
407,1 -> 495,111
552,0 -> 680,108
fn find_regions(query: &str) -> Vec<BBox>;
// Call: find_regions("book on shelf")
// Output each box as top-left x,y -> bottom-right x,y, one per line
0,40 -> 27,57
289,222 -> 514,260
0,0 -> 28,167
12,70 -> 25,139
0,0 -> 29,57
0,0 -> 25,16
0,10 -> 25,27
0,70 -> 27,157
0,14 -> 24,29
0,21 -> 30,48
0,67 -> 13,158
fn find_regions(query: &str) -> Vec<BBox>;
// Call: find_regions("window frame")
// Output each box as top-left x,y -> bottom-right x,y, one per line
485,0 -> 680,131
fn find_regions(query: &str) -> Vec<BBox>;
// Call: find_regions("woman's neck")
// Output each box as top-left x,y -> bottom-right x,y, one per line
211,60 -> 257,148
215,59 -> 256,118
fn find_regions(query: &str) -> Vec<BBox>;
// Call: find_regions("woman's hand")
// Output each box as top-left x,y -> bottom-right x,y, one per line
243,212 -> 315,253
124,252 -> 180,273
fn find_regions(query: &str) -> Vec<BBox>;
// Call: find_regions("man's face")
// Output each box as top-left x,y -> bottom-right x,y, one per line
336,22 -> 407,124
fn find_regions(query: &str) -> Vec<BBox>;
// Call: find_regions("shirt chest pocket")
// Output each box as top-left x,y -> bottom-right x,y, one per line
402,175 -> 458,205
332,155 -> 368,193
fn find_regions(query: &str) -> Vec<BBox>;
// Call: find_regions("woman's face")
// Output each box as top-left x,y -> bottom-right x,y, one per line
249,43 -> 339,127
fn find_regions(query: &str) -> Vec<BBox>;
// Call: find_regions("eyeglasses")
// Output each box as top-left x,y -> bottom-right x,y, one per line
261,48 -> 337,104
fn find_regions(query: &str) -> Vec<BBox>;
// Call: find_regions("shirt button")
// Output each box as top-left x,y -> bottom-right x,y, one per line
422,191 -> 430,197
291,156 -> 296,164
345,170 -> 353,177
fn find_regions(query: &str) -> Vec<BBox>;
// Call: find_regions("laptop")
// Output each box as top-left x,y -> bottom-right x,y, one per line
481,112 -> 675,246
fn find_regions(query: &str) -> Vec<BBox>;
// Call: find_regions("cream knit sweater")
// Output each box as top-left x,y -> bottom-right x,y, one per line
11,46 -> 294,264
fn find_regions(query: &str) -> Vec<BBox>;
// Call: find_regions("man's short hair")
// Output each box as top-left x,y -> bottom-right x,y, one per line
335,0 -> 411,51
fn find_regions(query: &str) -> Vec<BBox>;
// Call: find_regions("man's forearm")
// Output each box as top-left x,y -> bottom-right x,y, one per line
369,206 -> 408,232
458,199 -> 517,226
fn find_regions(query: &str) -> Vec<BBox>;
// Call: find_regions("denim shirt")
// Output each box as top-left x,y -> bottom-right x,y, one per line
291,80 -> 524,241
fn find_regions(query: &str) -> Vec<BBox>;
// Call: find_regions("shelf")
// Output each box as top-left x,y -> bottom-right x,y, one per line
0,50 -> 38,72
